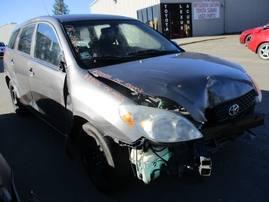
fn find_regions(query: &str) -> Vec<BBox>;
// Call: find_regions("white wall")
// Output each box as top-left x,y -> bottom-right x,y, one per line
90,0 -> 269,37
90,0 -> 160,19
0,23 -> 17,44
224,0 -> 269,33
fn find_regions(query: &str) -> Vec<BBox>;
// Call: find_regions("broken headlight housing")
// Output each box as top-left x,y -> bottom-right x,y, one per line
119,105 -> 203,143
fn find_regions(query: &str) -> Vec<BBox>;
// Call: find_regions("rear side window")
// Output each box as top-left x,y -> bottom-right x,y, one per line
18,24 -> 35,54
7,29 -> 19,49
34,23 -> 61,66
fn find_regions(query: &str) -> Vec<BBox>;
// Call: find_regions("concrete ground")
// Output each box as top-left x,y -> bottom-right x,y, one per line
0,34 -> 268,202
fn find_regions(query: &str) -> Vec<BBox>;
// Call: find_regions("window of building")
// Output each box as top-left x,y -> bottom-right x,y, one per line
137,5 -> 159,30
152,5 -> 158,30
147,7 -> 153,27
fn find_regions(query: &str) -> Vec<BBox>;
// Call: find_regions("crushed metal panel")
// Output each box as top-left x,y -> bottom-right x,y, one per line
89,52 -> 254,122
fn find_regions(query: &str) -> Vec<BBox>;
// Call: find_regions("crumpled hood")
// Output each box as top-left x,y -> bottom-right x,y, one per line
89,52 -> 254,122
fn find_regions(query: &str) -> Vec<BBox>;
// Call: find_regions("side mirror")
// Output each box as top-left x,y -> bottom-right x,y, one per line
171,40 -> 178,46
171,40 -> 185,52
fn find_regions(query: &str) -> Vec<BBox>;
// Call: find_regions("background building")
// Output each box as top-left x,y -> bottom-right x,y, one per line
90,0 -> 269,39
0,23 -> 17,44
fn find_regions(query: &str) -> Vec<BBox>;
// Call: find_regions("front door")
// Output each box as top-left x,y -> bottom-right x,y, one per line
28,23 -> 67,134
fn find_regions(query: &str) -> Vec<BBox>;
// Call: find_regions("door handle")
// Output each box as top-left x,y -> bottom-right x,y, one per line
10,59 -> 14,65
29,68 -> 35,77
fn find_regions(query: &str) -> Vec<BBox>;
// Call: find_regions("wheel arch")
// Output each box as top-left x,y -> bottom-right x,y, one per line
244,34 -> 252,44
5,75 -> 11,88
256,41 -> 269,53
77,119 -> 134,194
67,115 -> 87,142
67,115 -> 108,144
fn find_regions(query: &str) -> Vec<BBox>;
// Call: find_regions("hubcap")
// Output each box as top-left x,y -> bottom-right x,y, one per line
10,87 -> 18,108
260,45 -> 269,59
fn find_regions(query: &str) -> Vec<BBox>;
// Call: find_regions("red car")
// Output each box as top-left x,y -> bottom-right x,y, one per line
247,28 -> 269,60
239,23 -> 269,45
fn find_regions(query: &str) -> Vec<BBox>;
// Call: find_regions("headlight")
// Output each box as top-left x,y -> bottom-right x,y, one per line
119,105 -> 203,143
247,74 -> 262,102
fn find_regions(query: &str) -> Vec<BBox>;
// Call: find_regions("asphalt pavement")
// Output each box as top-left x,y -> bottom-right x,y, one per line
0,34 -> 268,202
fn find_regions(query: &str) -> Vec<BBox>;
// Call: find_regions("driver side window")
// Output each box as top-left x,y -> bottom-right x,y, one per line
34,23 -> 61,66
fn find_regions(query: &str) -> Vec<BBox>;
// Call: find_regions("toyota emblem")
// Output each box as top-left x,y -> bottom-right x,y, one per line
228,104 -> 240,116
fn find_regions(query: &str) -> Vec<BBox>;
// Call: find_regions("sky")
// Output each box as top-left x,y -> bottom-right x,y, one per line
1,0 -> 95,26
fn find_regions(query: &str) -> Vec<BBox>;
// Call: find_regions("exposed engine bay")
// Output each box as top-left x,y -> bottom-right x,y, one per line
130,144 -> 212,184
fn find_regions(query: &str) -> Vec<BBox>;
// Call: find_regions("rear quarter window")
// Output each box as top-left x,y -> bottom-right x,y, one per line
7,29 -> 19,49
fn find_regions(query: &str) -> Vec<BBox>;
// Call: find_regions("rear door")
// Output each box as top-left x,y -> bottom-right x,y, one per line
28,23 -> 67,133
7,24 -> 36,105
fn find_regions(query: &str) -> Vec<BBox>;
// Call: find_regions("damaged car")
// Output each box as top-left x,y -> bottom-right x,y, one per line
3,14 -> 264,193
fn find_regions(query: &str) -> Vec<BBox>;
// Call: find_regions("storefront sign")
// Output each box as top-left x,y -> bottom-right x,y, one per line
193,0 -> 220,20
179,4 -> 191,34
163,4 -> 169,32
161,3 -> 192,39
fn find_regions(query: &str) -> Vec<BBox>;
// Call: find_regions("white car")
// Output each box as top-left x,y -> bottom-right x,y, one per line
0,42 -> 5,56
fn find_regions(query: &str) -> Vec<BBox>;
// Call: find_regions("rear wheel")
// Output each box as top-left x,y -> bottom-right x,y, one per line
9,82 -> 28,116
79,123 -> 133,194
257,43 -> 269,60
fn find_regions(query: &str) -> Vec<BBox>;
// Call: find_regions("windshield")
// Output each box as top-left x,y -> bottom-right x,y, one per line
63,20 -> 181,68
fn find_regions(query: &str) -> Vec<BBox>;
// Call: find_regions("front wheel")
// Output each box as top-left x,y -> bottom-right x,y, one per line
79,123 -> 133,194
9,82 -> 28,116
244,34 -> 252,46
257,43 -> 269,60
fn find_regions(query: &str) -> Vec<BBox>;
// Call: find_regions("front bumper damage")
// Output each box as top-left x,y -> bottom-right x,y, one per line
129,112 -> 264,184
201,112 -> 265,152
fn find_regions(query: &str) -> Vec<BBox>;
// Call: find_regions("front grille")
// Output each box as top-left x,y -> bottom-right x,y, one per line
205,89 -> 256,123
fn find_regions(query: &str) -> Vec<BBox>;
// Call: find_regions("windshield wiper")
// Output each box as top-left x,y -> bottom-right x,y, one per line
81,55 -> 133,66
81,55 -> 128,62
127,49 -> 178,56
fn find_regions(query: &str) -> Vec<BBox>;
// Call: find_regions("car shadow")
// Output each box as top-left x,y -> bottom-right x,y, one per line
0,90 -> 268,202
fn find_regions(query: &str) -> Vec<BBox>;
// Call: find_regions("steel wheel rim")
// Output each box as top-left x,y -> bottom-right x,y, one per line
259,44 -> 269,59
83,137 -> 112,186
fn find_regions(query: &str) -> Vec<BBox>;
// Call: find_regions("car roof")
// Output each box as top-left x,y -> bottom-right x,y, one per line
14,14 -> 137,31
51,14 -> 136,22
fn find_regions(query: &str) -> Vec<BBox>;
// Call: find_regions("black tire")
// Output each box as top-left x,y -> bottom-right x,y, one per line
257,42 -> 269,60
79,123 -> 133,194
9,82 -> 29,116
244,34 -> 252,46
